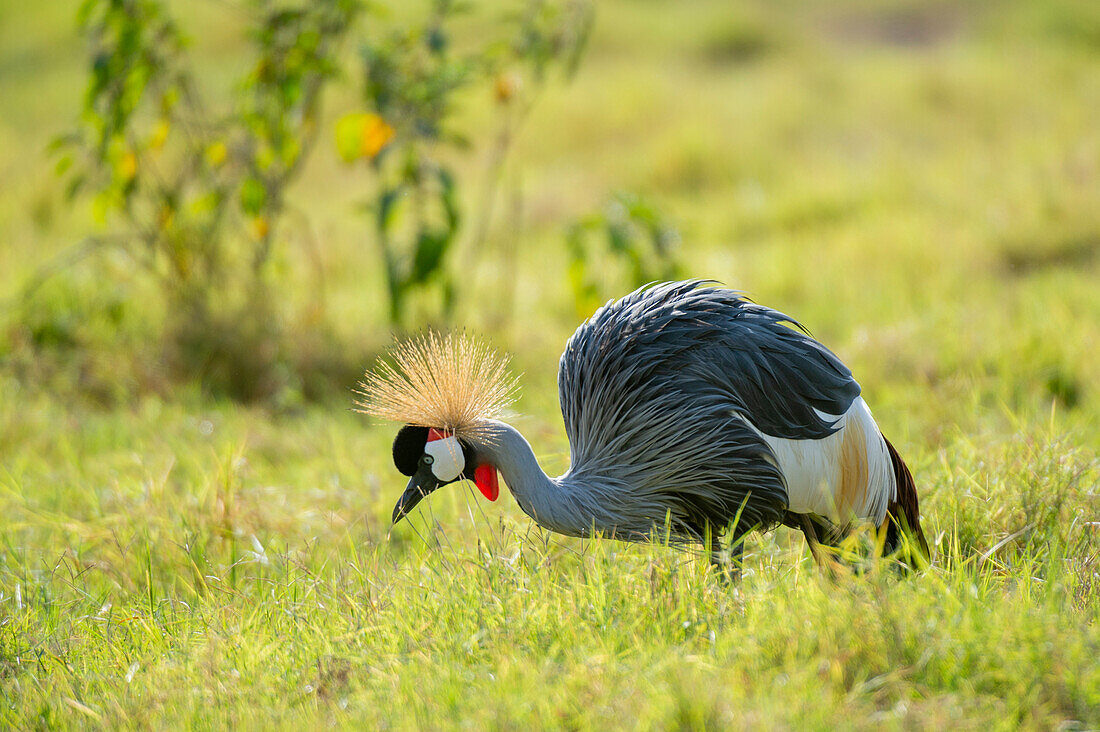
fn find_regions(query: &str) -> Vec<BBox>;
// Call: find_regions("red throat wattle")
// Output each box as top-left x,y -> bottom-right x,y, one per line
474,463 -> 499,501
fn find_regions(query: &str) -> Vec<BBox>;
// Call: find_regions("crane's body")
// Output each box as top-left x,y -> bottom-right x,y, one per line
361,281 -> 929,572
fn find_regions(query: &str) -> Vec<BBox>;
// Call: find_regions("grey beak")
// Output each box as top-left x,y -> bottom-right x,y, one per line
392,473 -> 440,524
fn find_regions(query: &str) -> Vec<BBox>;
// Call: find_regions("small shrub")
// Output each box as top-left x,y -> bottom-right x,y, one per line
337,0 -> 594,327
566,192 -> 681,319
56,0 -> 361,402
44,0 -> 593,400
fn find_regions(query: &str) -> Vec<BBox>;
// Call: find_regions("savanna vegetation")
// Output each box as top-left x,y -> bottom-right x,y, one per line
1,0 -> 1098,728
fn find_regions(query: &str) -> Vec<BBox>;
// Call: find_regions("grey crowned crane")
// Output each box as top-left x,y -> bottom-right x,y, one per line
359,281 -> 929,574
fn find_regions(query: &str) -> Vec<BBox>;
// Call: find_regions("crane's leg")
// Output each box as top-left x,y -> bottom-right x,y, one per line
798,514 -> 824,566
797,514 -> 849,575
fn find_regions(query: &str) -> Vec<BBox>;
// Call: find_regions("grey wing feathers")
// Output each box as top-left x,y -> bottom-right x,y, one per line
556,281 -> 863,537
682,298 -> 861,439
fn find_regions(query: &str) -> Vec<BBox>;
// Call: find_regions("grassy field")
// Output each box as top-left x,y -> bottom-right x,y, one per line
2,0 -> 1099,728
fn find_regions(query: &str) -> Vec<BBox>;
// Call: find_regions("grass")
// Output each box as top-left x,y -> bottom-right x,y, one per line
1,0 -> 1099,728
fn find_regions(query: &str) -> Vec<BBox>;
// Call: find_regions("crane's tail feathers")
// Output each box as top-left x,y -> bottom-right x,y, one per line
882,436 -> 930,566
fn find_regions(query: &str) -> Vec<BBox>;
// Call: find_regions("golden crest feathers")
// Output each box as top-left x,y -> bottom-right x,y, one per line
355,332 -> 518,442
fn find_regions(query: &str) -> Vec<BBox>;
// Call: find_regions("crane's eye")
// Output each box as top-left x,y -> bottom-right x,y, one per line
422,454 -> 434,466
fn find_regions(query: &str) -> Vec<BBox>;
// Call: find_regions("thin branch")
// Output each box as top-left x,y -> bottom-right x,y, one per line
2,235 -> 126,312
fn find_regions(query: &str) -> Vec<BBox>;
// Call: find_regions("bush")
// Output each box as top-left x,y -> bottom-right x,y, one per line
41,0 -> 593,403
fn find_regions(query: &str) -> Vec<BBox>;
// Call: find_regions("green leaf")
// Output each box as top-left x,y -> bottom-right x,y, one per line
606,222 -> 631,255
76,0 -> 99,29
377,187 -> 402,234
54,154 -> 74,176
240,177 -> 267,216
567,258 -> 599,320
189,191 -> 222,217
92,190 -> 114,224
280,77 -> 302,107
410,229 -> 450,284
334,113 -> 366,162
280,136 -> 301,168
379,238 -> 405,323
566,224 -> 588,259
65,174 -> 87,201
437,168 -> 459,232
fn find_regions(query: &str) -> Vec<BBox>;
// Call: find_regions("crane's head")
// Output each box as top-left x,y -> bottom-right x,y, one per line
388,424 -> 500,523
355,332 -> 516,525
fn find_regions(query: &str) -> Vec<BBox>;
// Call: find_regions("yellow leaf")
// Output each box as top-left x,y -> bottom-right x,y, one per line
250,216 -> 269,240
360,113 -> 395,159
118,151 -> 137,182
149,119 -> 170,151
494,71 -> 522,104
205,141 -> 228,168
335,113 -> 395,162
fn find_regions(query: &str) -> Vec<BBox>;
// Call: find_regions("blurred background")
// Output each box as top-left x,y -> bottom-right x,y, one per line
1,0 -> 1098,544
1,1 -> 1098,726
2,0 -> 1096,425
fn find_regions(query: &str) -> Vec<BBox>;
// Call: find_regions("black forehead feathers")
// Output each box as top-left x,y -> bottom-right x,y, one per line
392,425 -> 429,476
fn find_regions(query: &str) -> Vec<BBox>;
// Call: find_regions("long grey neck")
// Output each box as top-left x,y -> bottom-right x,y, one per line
477,420 -> 592,537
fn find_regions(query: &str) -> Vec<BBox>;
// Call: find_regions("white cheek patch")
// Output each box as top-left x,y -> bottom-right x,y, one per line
424,434 -> 465,482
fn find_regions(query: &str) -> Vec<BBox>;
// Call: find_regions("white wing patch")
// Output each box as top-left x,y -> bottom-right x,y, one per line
737,397 -> 896,524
